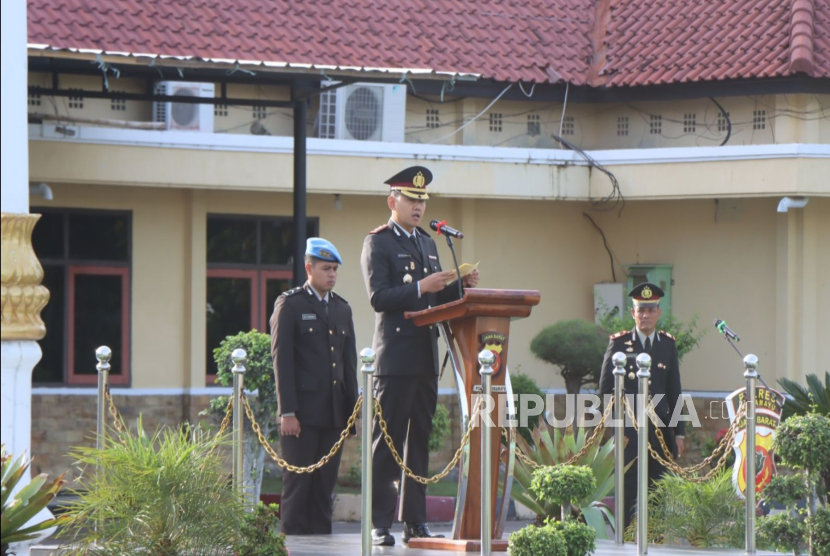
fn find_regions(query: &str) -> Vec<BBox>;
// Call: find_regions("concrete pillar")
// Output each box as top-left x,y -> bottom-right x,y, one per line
1,1 -> 55,554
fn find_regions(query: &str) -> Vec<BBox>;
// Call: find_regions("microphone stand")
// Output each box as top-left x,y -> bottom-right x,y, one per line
719,333 -> 771,390
444,234 -> 464,300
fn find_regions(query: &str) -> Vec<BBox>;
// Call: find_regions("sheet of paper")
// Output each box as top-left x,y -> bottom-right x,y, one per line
446,261 -> 480,285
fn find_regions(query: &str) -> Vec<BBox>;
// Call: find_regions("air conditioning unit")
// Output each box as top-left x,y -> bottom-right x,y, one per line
594,283 -> 625,324
153,81 -> 215,132
318,82 -> 406,142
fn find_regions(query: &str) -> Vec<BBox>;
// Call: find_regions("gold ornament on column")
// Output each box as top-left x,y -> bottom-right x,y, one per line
1,213 -> 49,340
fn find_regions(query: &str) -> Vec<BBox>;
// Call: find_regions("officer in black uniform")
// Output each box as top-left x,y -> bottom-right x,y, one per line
270,237 -> 359,535
360,166 -> 480,546
599,282 -> 685,529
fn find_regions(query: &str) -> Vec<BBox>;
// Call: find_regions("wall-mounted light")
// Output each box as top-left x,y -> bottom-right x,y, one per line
29,182 -> 53,201
333,194 -> 342,210
777,197 -> 809,213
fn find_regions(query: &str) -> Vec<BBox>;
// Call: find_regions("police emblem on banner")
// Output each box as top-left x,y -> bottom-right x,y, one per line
726,386 -> 785,499
479,332 -> 507,377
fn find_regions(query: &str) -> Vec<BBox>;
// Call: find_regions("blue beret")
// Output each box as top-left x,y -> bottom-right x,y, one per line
305,237 -> 343,264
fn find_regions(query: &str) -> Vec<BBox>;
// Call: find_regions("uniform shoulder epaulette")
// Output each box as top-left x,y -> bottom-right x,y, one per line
281,287 -> 303,297
330,291 -> 349,304
369,224 -> 388,234
609,330 -> 628,340
659,330 -> 676,341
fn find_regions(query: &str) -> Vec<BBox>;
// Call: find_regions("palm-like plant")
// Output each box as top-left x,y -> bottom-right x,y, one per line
58,418 -> 244,556
511,424 -> 629,539
1,445 -> 66,554
631,468 -> 745,548
778,372 -> 830,420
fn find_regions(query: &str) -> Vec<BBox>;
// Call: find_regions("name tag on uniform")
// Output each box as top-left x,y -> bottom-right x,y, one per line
428,255 -> 437,260
397,253 -> 411,258
302,314 -> 317,320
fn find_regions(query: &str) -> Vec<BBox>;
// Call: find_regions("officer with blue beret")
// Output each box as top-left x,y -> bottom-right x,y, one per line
270,237 -> 358,534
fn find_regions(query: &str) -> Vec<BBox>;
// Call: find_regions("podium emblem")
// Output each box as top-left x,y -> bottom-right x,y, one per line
479,332 -> 507,377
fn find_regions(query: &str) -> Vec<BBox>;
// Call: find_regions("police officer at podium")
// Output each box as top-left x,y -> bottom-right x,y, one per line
271,238 -> 359,534
599,282 -> 685,528
360,166 -> 480,546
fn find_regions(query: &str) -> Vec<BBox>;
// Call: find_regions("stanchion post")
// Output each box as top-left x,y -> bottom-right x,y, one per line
95,346 -> 112,451
744,354 -> 758,555
231,348 -> 247,503
479,349 -> 495,556
636,352 -> 652,556
359,348 -> 376,556
612,352 -> 627,545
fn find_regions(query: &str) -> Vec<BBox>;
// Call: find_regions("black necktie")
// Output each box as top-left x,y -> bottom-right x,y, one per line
322,298 -> 329,316
410,233 -> 421,253
644,336 -> 652,353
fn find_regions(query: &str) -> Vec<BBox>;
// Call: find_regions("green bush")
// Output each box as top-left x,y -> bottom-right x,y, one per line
508,523 -> 567,556
530,320 -> 608,395
58,417 -> 244,556
758,512 -> 807,556
530,465 -> 596,521
775,413 -> 830,477
510,371 -> 545,444
428,403 -> 451,453
632,468 -> 744,548
202,329 -> 277,504
513,423 -> 624,538
234,502 -> 287,556
762,475 -> 809,510
545,519 -> 596,556
806,507 -> 830,556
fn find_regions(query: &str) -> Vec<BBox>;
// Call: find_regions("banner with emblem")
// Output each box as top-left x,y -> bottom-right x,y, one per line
725,386 -> 785,499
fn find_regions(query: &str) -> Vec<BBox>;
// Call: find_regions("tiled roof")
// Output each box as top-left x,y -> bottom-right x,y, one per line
26,0 -> 830,87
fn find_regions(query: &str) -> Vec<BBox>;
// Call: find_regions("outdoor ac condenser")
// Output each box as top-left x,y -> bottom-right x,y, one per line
153,81 -> 215,132
594,283 -> 625,324
317,82 -> 406,142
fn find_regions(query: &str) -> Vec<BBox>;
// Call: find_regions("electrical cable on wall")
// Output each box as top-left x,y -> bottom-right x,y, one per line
709,97 -> 731,146
551,132 -> 625,216
583,212 -> 621,282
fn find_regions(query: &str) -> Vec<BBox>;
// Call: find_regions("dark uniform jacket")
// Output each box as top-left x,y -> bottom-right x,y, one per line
270,283 -> 359,429
599,329 -> 685,454
360,220 -> 460,377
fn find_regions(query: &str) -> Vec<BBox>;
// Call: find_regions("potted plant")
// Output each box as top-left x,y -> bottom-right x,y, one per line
1,446 -> 66,555
233,502 -> 288,556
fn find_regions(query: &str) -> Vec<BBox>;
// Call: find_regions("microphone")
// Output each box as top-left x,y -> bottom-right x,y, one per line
430,220 -> 464,239
714,319 -> 740,342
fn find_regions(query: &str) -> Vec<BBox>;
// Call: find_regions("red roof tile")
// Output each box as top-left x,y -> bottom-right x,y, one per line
26,0 -> 830,86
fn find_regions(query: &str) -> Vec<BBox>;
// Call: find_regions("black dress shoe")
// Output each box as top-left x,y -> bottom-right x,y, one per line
402,522 -> 445,544
372,527 -> 395,546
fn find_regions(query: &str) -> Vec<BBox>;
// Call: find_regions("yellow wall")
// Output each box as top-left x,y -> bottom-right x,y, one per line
28,71 -> 830,150
34,184 -> 827,395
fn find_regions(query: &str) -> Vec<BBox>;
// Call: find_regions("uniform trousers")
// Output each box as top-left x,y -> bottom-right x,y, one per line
622,426 -> 675,529
371,374 -> 438,527
280,426 -> 343,534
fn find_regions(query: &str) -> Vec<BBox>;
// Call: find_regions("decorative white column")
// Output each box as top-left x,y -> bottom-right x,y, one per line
1,1 -> 55,554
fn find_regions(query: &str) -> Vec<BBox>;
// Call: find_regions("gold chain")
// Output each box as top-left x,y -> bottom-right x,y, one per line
621,396 -> 747,483
243,394 -> 361,473
207,396 -> 234,458
105,387 -> 125,433
374,396 -> 483,485
512,396 -> 615,470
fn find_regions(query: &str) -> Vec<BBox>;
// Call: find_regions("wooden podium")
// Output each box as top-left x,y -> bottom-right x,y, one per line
404,289 -> 541,551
